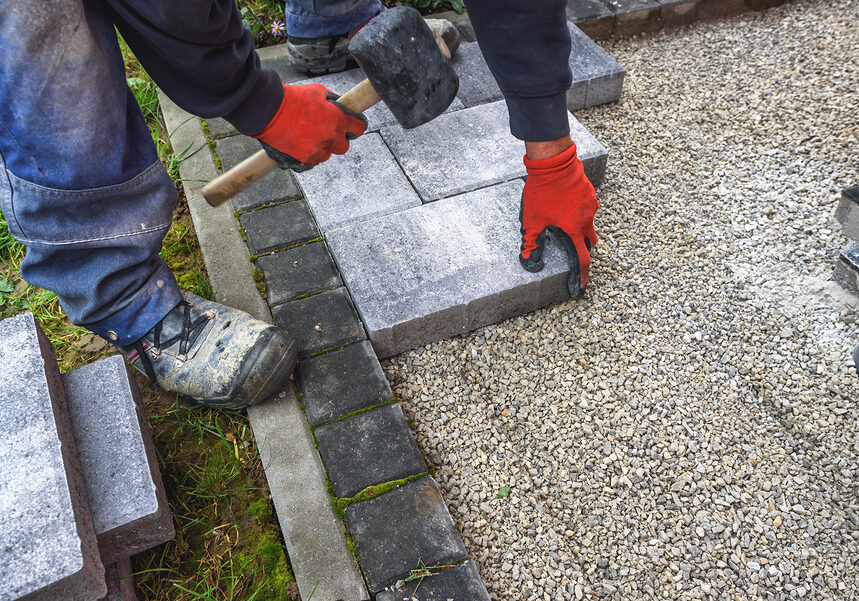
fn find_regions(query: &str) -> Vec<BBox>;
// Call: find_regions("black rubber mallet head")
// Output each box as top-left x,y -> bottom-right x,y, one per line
202,6 -> 458,206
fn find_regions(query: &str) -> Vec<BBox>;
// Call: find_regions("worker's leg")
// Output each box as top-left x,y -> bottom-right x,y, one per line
283,0 -> 381,38
0,0 -> 181,345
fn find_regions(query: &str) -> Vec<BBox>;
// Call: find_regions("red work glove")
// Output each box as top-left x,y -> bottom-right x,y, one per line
254,83 -> 367,171
520,142 -> 599,298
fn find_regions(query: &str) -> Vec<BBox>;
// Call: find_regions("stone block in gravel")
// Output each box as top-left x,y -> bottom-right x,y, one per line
100,557 -> 136,601
568,23 -> 626,110
215,135 -> 302,212
658,0 -> 700,25
257,241 -> 341,306
835,186 -> 859,242
567,0 -> 616,40
293,68 -> 465,131
327,179 -> 572,358
272,288 -> 365,357
296,341 -> 393,426
611,0 -> 661,35
346,477 -> 467,593
239,200 -> 319,255
294,133 -> 422,233
315,404 -> 426,498
376,560 -> 490,601
381,100 -> 607,202
0,313 -> 106,601
834,246 -> 859,296
63,356 -> 174,563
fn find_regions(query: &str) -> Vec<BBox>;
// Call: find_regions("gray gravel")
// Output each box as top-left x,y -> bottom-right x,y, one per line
382,1 -> 859,599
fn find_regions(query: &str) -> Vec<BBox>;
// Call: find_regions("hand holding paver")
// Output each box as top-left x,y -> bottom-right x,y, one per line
520,142 -> 599,298
255,83 -> 368,171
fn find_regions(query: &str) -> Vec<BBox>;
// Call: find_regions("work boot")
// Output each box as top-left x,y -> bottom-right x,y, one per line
286,17 -> 460,74
118,292 -> 297,410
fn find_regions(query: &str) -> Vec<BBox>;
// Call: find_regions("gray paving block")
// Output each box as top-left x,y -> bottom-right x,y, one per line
836,186 -> 859,242
315,404 -> 426,498
293,68 -> 465,132
240,200 -> 319,255
100,557 -> 136,601
658,0 -> 700,25
272,287 -> 365,357
610,0 -> 662,35
327,179 -> 576,358
63,356 -> 174,563
258,43 -> 313,84
697,0 -> 748,20
204,117 -> 236,139
451,42 -> 503,108
215,135 -> 302,212
249,385 -> 370,601
257,241 -> 341,305
294,133 -> 422,233
0,313 -> 106,601
381,100 -> 607,202
376,560 -> 490,601
296,341 -> 393,426
568,23 -> 626,110
346,476 -> 467,593
834,246 -> 859,297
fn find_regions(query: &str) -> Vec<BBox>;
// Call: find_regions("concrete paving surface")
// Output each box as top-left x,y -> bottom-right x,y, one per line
382,1 -> 859,599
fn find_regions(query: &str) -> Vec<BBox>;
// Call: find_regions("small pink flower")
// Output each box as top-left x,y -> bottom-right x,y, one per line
271,20 -> 285,37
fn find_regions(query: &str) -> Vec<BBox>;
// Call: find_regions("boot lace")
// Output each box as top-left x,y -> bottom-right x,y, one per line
132,300 -> 211,382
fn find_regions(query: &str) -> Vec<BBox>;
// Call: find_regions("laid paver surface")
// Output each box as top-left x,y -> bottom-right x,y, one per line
382,1 -> 859,599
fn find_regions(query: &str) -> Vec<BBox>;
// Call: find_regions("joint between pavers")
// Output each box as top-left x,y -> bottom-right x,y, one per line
249,236 -> 325,261
234,196 -> 304,216
199,119 -> 223,171
331,472 -> 431,518
308,399 -> 399,431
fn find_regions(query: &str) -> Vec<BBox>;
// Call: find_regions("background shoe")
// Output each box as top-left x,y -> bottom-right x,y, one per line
119,292 -> 297,410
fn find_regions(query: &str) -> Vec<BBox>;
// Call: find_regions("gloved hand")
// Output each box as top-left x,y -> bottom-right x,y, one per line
254,83 -> 368,172
520,142 -> 598,298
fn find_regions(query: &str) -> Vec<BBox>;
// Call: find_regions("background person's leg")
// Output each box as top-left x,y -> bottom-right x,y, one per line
284,0 -> 381,38
0,0 -> 181,346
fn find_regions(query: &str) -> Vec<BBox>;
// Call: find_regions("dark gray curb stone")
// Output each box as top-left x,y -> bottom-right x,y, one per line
63,356 -> 175,562
240,199 -> 319,255
257,241 -> 341,306
100,557 -> 136,601
376,560 -> 490,601
0,313 -> 106,601
834,246 -> 859,297
315,404 -> 427,498
836,186 -> 859,242
296,341 -> 393,426
346,476 -> 467,593
272,287 -> 365,357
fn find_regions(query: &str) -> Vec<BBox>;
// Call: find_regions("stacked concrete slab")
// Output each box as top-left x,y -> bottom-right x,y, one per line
0,313 -> 174,601
287,23 -> 621,357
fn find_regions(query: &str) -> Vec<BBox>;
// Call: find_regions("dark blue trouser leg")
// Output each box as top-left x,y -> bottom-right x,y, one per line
0,0 -> 181,345
283,0 -> 381,38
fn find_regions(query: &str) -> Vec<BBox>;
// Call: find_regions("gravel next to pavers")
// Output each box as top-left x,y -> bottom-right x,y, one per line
383,1 -> 859,599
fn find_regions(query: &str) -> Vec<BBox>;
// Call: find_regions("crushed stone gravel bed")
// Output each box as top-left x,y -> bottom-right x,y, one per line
382,1 -> 859,599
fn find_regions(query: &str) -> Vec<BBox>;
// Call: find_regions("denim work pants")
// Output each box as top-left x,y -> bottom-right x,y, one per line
0,1 -> 182,345
284,0 -> 381,38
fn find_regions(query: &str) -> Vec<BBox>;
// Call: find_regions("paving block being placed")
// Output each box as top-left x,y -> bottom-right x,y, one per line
296,341 -> 393,426
327,179 -> 575,358
272,287 -> 365,357
834,246 -> 859,297
835,186 -> 859,242
451,42 -> 504,108
568,23 -> 626,110
315,404 -> 426,498
294,133 -> 422,233
376,560 -> 490,601
346,477 -> 467,593
0,313 -> 106,601
99,557 -> 136,601
63,356 -> 174,563
293,68 -> 465,132
381,100 -> 607,202
240,200 -> 319,255
257,241 -> 342,305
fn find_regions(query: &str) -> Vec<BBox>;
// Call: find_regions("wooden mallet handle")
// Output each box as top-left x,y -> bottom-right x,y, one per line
202,79 -> 381,207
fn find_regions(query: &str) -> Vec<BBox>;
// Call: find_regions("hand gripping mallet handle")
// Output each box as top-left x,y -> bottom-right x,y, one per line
201,35 -> 451,207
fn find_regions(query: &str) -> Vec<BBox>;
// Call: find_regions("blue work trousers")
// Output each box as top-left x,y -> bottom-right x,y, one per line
0,1 -> 181,345
284,0 -> 381,37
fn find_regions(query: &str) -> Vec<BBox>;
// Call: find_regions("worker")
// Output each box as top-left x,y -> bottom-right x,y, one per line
0,0 -> 597,409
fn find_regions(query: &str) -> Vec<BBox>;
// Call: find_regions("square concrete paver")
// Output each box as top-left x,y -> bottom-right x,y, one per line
295,133 -> 422,233
240,200 -> 319,255
257,241 -> 342,305
381,101 -> 607,202
327,179 -> 573,358
272,287 -> 365,357
376,560 -> 490,601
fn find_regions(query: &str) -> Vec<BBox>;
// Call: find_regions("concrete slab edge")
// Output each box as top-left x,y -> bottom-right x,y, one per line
158,90 -> 368,601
